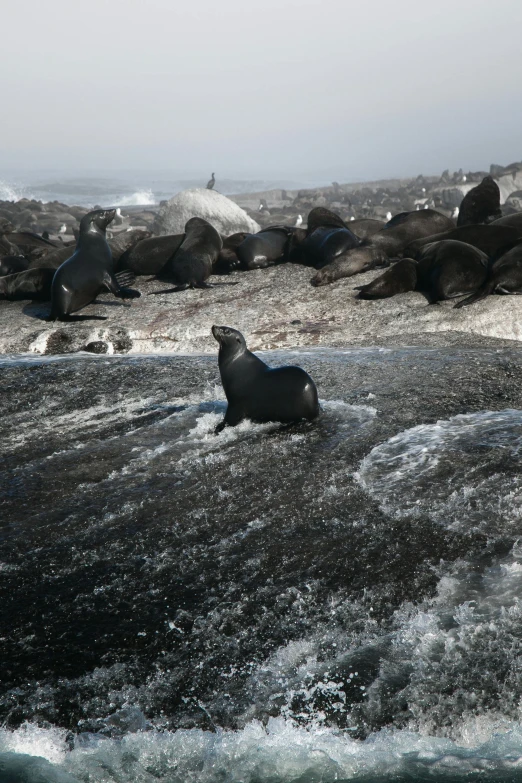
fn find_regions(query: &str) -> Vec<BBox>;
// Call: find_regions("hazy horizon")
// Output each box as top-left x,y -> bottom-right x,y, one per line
3,0 -> 522,181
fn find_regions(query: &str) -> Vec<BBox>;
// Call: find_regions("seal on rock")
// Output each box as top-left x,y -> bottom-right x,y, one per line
311,209 -> 455,286
403,223 -> 522,260
0,268 -> 55,301
457,176 -> 502,226
212,325 -> 320,432
455,242 -> 522,308
415,240 -> 489,304
49,209 -> 141,321
214,232 -> 251,274
236,226 -> 292,270
356,259 -> 418,299
116,233 -> 183,275
155,217 -> 222,291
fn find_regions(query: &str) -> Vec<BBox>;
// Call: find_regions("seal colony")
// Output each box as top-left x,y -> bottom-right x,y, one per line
2,174 -> 522,324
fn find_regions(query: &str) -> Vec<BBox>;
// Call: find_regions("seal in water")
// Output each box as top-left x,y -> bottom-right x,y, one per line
457,176 -> 502,226
236,226 -> 292,270
155,217 -> 222,292
49,209 -> 141,321
415,240 -> 489,304
355,259 -> 418,299
455,241 -> 522,308
212,325 -> 320,432
311,209 -> 455,286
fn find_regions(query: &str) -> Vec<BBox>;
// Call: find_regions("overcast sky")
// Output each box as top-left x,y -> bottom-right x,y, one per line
2,0 -> 522,181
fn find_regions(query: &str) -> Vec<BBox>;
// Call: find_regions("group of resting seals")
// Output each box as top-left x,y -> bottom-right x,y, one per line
2,174 -> 522,315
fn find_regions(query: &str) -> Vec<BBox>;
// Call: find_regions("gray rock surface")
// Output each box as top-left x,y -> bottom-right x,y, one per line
153,188 -> 260,236
1,263 -> 522,355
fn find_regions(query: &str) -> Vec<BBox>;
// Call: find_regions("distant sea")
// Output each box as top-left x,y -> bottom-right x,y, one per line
0,171 -> 329,208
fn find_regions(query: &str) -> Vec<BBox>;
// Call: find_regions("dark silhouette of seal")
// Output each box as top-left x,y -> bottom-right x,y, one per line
236,226 -> 292,270
349,218 -> 385,241
207,173 -> 216,190
212,325 -> 320,432
116,233 -> 182,275
0,256 -> 29,276
404,223 -> 521,260
0,268 -> 55,301
49,209 -> 140,321
457,176 -> 502,226
154,217 -> 222,292
356,259 -> 418,299
311,210 -> 454,286
455,242 -> 522,308
306,207 -> 347,235
214,232 -> 251,274
296,226 -> 361,269
416,240 -> 489,304
492,212 -> 522,232
30,229 -> 151,270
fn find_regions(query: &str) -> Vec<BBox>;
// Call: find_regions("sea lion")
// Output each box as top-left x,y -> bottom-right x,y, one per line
212,325 -> 319,432
115,233 -> 181,275
0,256 -> 29,276
457,176 -> 502,226
155,217 -> 222,292
311,209 -> 455,286
455,242 -> 522,308
356,259 -> 418,299
403,224 -> 522,260
49,209 -> 140,321
416,240 -> 489,304
236,226 -> 292,270
214,232 -> 251,274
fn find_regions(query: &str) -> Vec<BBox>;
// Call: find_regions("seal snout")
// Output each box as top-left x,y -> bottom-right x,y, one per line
212,325 -> 227,342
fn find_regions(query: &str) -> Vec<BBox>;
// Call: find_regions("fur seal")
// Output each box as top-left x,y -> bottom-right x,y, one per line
116,233 -> 183,275
0,268 -> 55,301
457,176 -> 502,226
214,232 -> 251,274
455,242 -> 522,308
356,259 -> 418,299
0,256 -> 29,276
212,325 -> 319,432
349,218 -> 385,242
30,229 -> 151,271
296,226 -> 361,269
155,217 -> 222,291
236,226 -> 292,270
306,207 -> 347,234
492,212 -> 522,232
416,240 -> 489,304
403,223 -> 522,260
311,210 -> 454,286
49,209 -> 140,321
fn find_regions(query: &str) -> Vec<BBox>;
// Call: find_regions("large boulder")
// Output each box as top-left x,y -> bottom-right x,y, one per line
153,188 -> 260,236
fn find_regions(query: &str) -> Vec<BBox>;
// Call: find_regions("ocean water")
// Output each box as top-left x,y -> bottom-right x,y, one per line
3,347 -> 522,782
0,172 -> 325,208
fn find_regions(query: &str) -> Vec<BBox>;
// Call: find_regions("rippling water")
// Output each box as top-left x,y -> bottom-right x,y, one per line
3,347 -> 522,781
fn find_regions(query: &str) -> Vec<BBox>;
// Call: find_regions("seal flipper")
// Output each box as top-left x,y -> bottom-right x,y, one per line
215,405 -> 245,434
103,272 -> 141,300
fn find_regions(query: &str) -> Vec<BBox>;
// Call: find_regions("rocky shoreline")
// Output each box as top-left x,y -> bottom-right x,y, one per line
2,263 -> 522,356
